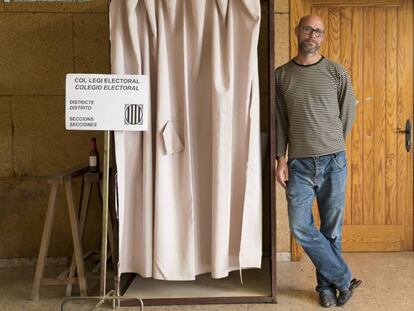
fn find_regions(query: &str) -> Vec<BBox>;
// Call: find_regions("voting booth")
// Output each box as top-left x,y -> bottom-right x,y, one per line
108,0 -> 277,306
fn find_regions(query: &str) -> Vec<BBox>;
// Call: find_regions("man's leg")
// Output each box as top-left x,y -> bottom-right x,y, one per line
316,151 -> 351,292
287,158 -> 350,293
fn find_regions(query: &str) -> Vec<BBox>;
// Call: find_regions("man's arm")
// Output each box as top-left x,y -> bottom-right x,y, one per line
338,70 -> 357,139
275,71 -> 289,188
275,71 -> 289,156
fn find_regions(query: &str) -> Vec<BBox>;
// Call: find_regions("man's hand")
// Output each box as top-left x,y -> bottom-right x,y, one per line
276,156 -> 289,188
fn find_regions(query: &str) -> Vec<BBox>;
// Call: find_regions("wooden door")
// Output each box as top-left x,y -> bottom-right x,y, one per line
290,0 -> 413,257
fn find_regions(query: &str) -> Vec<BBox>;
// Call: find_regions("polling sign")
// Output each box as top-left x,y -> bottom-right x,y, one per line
65,74 -> 149,131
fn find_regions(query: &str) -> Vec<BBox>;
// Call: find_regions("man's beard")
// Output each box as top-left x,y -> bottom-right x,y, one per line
299,39 -> 320,54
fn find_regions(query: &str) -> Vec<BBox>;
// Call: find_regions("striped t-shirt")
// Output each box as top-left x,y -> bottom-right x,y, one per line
275,56 -> 356,158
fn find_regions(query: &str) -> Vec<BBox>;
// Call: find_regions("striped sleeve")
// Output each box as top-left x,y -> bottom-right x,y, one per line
338,70 -> 356,138
275,70 -> 288,157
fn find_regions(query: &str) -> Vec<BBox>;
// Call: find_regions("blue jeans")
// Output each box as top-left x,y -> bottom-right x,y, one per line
286,151 -> 351,293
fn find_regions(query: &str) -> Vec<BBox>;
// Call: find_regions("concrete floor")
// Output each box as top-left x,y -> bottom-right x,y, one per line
0,252 -> 413,310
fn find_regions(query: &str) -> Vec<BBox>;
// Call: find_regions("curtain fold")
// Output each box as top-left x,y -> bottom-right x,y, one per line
110,0 -> 262,281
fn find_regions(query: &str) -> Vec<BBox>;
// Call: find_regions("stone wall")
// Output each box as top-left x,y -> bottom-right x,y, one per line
0,0 -> 109,259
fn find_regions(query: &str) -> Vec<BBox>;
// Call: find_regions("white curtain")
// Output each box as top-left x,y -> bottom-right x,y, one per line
110,0 -> 262,280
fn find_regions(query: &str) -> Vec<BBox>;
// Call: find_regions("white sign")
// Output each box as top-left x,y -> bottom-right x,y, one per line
65,74 -> 149,131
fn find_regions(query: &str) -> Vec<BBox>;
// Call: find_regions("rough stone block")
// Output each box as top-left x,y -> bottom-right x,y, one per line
73,13 -> 110,74
0,14 -> 73,96
11,96 -> 104,177
275,0 -> 289,13
0,177 -> 53,258
4,0 -> 108,13
275,13 -> 290,68
0,176 -> 102,258
0,97 -> 12,177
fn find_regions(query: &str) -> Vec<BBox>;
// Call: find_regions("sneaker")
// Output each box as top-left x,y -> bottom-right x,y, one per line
319,290 -> 337,308
337,278 -> 362,306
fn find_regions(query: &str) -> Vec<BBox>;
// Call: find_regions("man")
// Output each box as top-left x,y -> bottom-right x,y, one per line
275,15 -> 362,308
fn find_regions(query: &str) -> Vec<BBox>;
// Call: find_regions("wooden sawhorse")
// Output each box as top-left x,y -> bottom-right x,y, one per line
31,166 -> 114,301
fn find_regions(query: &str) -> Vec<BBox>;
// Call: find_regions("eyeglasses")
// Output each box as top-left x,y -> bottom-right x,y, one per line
301,25 -> 325,38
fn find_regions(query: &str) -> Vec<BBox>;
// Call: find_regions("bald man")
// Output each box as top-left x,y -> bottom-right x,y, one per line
275,15 -> 362,308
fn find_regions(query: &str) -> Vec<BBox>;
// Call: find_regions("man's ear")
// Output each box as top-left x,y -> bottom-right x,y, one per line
295,26 -> 299,37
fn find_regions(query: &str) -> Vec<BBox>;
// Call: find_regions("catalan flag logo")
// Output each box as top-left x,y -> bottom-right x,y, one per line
124,104 -> 143,125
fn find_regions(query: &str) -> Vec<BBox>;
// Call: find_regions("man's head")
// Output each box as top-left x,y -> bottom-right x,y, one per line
295,15 -> 325,55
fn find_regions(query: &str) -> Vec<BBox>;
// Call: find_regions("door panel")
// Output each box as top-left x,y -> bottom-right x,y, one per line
362,6 -> 375,226
350,6 -> 364,226
341,7 -> 353,225
385,8 -> 398,226
289,0 -> 413,256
